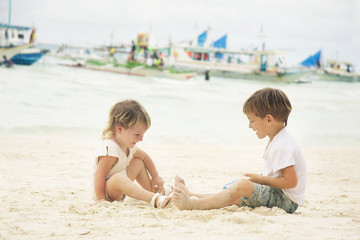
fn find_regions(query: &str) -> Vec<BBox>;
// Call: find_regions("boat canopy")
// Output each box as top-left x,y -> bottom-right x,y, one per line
300,50 -> 321,67
0,24 -> 31,31
197,31 -> 207,47
212,34 -> 227,49
212,34 -> 227,59
0,23 -> 33,47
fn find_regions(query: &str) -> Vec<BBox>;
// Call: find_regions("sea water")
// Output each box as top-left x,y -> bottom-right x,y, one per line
1,56 -> 360,147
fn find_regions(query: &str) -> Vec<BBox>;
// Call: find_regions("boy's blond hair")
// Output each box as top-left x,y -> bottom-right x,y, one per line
102,99 -> 151,139
243,88 -> 292,126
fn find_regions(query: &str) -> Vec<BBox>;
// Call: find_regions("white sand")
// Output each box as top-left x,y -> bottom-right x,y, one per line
1,136 -> 359,240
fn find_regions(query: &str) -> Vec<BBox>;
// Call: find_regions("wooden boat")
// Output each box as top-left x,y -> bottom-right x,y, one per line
300,50 -> 359,82
166,28 -> 308,82
319,60 -> 359,82
169,43 -> 308,82
1,0 -> 46,65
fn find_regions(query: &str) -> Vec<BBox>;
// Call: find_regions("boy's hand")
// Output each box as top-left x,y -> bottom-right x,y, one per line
244,173 -> 263,184
151,175 -> 164,193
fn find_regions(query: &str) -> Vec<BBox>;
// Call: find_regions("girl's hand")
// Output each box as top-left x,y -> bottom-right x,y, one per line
89,198 -> 106,207
151,175 -> 164,193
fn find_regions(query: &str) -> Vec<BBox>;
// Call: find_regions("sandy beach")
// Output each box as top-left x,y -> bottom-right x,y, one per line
1,135 -> 359,240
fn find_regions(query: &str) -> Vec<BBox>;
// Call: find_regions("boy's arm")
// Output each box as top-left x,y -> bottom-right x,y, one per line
134,148 -> 164,192
94,156 -> 117,201
245,165 -> 298,189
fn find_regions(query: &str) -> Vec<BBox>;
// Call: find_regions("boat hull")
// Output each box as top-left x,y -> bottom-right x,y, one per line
59,64 -> 197,80
11,49 -> 48,65
210,69 -> 307,82
129,66 -> 197,80
316,70 -> 359,82
171,59 -> 307,82
0,43 -> 33,59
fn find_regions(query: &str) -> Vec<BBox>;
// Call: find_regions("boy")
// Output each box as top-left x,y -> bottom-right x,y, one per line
173,88 -> 306,213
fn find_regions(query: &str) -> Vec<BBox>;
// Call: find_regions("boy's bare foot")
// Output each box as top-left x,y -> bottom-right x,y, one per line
173,186 -> 197,210
175,175 -> 185,186
174,175 -> 191,195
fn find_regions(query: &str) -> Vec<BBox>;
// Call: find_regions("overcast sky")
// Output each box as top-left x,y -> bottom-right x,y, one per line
1,0 -> 359,69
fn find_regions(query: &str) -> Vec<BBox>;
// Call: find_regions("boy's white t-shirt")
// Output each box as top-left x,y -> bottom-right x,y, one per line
263,128 -> 307,205
94,139 -> 137,180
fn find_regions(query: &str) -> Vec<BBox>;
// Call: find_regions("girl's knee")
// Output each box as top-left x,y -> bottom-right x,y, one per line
128,157 -> 145,169
108,173 -> 127,185
106,174 -> 128,201
126,157 -> 146,179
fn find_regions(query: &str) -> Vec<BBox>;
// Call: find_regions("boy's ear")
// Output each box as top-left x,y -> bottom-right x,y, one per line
265,114 -> 274,124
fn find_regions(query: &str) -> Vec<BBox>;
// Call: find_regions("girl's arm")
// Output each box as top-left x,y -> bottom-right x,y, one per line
133,148 -> 164,192
94,156 -> 117,201
245,165 -> 298,189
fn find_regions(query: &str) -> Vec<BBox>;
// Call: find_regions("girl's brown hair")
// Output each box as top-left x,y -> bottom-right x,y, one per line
102,99 -> 151,139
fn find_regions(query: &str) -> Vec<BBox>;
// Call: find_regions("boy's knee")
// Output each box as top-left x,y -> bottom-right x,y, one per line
231,179 -> 254,198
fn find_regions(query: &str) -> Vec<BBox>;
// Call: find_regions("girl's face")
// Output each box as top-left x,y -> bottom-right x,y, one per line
246,112 -> 269,139
115,122 -> 148,149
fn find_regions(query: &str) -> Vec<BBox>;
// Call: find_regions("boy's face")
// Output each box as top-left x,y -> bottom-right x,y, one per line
246,112 -> 269,139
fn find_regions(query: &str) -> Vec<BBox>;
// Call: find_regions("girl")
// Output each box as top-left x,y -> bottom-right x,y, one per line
93,100 -> 172,208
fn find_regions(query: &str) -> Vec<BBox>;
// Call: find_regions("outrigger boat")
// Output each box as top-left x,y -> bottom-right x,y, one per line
300,50 -> 359,82
166,28 -> 308,82
59,28 -> 308,82
59,32 -> 198,80
169,43 -> 306,82
0,24 -> 48,65
320,60 -> 359,82
0,24 -> 35,59
1,0 -> 47,65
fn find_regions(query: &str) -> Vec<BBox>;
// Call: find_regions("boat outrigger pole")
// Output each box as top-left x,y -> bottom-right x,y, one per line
8,0 -> 12,25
